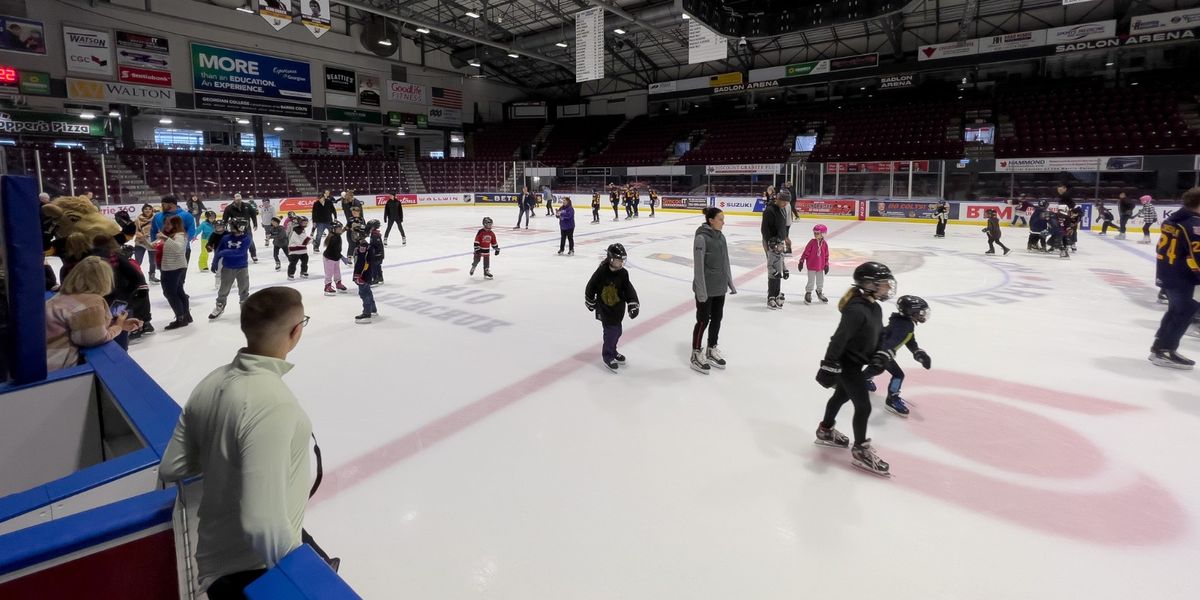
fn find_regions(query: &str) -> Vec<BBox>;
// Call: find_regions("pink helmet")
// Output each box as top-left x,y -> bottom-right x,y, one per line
813,224 -> 828,234
1140,195 -> 1153,204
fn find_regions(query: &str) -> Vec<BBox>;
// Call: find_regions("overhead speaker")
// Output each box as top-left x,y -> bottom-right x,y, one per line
359,16 -> 400,57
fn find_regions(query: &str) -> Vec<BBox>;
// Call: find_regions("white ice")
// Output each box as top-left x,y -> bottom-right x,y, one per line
128,204 -> 1200,599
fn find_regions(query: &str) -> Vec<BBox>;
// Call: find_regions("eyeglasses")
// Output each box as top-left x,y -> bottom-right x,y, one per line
297,315 -> 310,328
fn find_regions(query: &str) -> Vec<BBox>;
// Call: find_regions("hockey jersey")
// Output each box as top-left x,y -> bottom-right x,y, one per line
585,261 -> 639,326
878,313 -> 920,356
474,228 -> 500,254
1156,208 -> 1200,289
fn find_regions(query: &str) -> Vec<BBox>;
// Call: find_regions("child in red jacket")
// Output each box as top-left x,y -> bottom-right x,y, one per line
798,223 -> 830,304
470,217 -> 500,279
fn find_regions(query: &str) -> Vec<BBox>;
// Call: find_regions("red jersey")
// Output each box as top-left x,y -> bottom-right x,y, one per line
474,228 -> 499,253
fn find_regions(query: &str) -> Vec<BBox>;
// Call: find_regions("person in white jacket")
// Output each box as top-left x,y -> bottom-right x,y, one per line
159,287 -> 331,598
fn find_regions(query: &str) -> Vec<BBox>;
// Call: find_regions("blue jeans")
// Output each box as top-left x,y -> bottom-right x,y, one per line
358,281 -> 376,314
133,246 -> 156,276
313,222 -> 331,249
602,323 -> 622,362
1154,285 -> 1199,351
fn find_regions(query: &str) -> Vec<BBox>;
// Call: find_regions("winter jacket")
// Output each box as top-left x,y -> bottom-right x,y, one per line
160,233 -> 189,271
310,198 -> 336,224
261,202 -> 277,225
322,233 -> 345,262
692,223 -> 734,301
199,220 -> 215,242
266,224 -> 287,248
1118,196 -> 1137,217
287,228 -> 311,256
585,261 -> 639,326
45,293 -> 123,371
151,206 -> 197,242
1155,207 -> 1200,289
760,203 -> 787,242
223,201 -> 255,227
558,204 -> 575,230
825,293 -> 883,365
385,198 -> 404,223
799,237 -> 830,271
134,214 -> 155,249
935,202 -> 950,223
878,312 -> 920,356
986,215 -> 1002,238
214,232 -> 252,270
1138,204 -> 1158,223
368,231 -> 384,262
1030,207 -> 1048,233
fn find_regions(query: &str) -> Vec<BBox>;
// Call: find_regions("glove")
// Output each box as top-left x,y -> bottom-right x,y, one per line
782,269 -> 790,280
913,349 -> 932,370
585,297 -> 596,311
863,350 -> 893,378
354,274 -> 365,285
815,360 -> 842,389
729,287 -> 737,295
797,261 -> 805,272
628,302 -> 640,319
342,257 -> 351,265
494,247 -> 500,256
824,265 -> 829,275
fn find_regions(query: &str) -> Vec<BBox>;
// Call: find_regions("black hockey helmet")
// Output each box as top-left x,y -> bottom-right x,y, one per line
853,261 -> 897,301
606,243 -> 627,261
482,216 -> 494,226
230,218 -> 249,233
330,220 -> 344,230
896,295 -> 930,323
366,219 -> 381,230
213,219 -> 227,230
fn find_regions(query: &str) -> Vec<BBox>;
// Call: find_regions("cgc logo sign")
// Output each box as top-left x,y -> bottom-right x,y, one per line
64,26 -> 113,76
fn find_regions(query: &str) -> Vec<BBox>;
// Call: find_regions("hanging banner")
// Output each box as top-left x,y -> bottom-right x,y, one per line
978,30 -> 1047,53
258,0 -> 292,31
300,0 -> 331,38
1130,8 -> 1200,35
324,66 -> 355,93
1045,20 -> 1116,44
994,156 -> 1101,172
116,31 -> 172,87
358,74 -> 381,107
194,92 -> 313,118
63,26 -> 114,76
688,20 -> 726,64
427,106 -> 461,126
326,107 -> 381,125
879,74 -> 914,90
0,16 -> 46,55
0,110 -> 106,136
575,7 -> 604,83
66,78 -> 176,108
192,43 -> 312,101
387,80 -> 426,104
918,39 -> 978,61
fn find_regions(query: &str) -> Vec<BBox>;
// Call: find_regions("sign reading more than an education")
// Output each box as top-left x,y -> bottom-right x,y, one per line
301,0 -> 331,38
192,43 -> 312,101
575,7 -> 603,83
63,26 -> 113,76
688,20 -> 727,64
258,0 -> 292,31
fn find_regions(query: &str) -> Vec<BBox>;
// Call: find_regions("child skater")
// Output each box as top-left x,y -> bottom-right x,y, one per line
1097,201 -> 1118,235
322,222 -> 350,296
205,219 -> 226,289
367,219 -> 385,285
1028,200 -> 1049,252
585,243 -> 640,372
813,261 -> 896,477
352,234 -> 376,324
208,218 -> 252,320
647,188 -> 658,218
287,216 -> 312,279
983,208 -> 1011,255
864,295 -> 932,417
470,217 -> 500,280
591,190 -> 601,224
197,210 -> 216,271
798,223 -> 830,304
1137,195 -> 1158,243
266,216 -> 287,270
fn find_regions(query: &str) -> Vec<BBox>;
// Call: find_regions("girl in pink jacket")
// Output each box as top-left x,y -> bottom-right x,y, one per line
798,224 -> 830,304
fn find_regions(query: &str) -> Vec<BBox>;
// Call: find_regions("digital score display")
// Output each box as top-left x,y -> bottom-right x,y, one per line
0,65 -> 19,93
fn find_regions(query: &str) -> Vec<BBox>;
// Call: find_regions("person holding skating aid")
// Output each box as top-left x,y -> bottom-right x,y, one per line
585,243 -> 640,372
761,191 -> 790,310
983,208 -> 1011,255
798,223 -> 831,304
470,217 -> 500,280
813,261 -> 896,477
864,295 -> 932,417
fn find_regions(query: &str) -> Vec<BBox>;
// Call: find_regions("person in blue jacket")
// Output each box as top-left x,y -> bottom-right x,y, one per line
150,195 -> 197,281
208,218 -> 252,320
865,296 -> 932,417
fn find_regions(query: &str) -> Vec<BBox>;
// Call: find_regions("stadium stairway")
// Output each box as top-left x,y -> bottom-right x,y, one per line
281,157 -> 318,196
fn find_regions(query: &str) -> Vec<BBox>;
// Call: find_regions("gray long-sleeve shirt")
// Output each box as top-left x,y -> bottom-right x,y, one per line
693,223 -> 734,301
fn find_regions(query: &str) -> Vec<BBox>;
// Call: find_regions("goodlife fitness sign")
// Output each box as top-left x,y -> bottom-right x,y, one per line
387,81 -> 427,104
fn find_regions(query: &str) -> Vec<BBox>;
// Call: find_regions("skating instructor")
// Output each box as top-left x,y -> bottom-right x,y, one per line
691,207 -> 737,374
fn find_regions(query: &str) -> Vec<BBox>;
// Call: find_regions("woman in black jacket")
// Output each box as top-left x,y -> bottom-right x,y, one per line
814,261 -> 896,477
384,194 -> 406,245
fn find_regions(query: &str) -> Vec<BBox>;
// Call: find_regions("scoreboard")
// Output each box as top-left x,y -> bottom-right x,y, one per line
0,65 -> 50,95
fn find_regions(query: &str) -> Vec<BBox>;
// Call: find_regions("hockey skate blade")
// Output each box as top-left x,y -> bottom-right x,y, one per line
852,460 -> 893,478
885,405 -> 910,418
690,365 -> 711,375
813,440 -> 849,449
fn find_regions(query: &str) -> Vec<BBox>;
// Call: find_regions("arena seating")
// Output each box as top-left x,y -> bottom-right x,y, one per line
537,116 -> 625,166
4,145 -> 123,200
995,79 -> 1200,157
417,159 -> 507,192
471,120 -> 544,161
291,155 -> 409,195
809,97 -> 963,162
119,149 -> 297,197
586,115 -> 697,166
678,111 -> 803,165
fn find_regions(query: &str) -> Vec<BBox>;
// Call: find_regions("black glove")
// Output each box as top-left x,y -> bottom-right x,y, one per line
797,261 -> 805,272
913,349 -> 932,370
494,247 -> 500,256
210,263 -> 219,273
782,269 -> 790,280
863,350 -> 893,378
585,297 -> 596,311
815,360 -> 842,388
824,265 -> 829,275
628,302 -> 640,319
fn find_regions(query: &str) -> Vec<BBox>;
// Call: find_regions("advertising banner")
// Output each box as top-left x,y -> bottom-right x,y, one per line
358,74 -> 381,107
325,92 -> 357,108
301,0 -> 331,38
373,194 -> 416,206
0,110 -> 106,136
830,53 -> 879,71
869,200 -> 958,220
387,81 -> 426,104
427,106 -> 461,126
66,78 -> 176,108
918,39 -> 978,61
0,16 -> 45,55
575,6 -> 604,82
258,0 -> 292,31
661,196 -> 709,209
1130,8 -> 1200,34
116,31 -> 172,87
713,197 -> 758,212
879,74 -> 914,90
688,20 -> 727,64
826,161 -> 930,174
474,193 -> 521,204
795,199 -> 859,216
324,67 -> 355,93
194,92 -> 313,118
63,26 -> 113,76
388,111 -> 427,127
704,163 -> 781,175
326,107 -> 381,124
978,30 -> 1047,53
959,202 -> 1013,222
1046,20 -> 1116,44
991,156 -> 1137,172
192,43 -> 312,101
415,193 -> 472,205
648,81 -> 676,94
18,70 -> 51,95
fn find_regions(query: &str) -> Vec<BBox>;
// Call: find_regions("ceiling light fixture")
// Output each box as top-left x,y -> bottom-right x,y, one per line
613,28 -> 626,35
507,52 -> 519,58
236,118 -> 250,124
107,110 -> 120,118
397,130 -> 406,136
416,27 -> 430,34
273,126 -> 284,131
333,127 -> 344,133
1105,61 -> 1114,66
468,60 -> 481,67
465,11 -> 480,18
555,41 -> 568,48
235,6 -> 255,14
378,39 -> 393,46
79,112 -> 96,120
682,14 -> 691,20
342,131 -> 351,135
159,117 -> 172,124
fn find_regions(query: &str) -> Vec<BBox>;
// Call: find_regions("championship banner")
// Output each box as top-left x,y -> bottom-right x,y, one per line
116,31 -> 172,87
387,81 -> 426,104
688,20 -> 726,64
192,43 -> 312,101
63,26 -> 113,76
358,75 -> 381,107
301,0 -> 331,38
66,78 -> 176,108
0,16 -> 46,55
258,0 -> 292,31
575,7 -> 604,83
704,164 -> 781,175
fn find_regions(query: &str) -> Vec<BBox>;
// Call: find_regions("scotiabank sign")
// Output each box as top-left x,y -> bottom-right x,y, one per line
118,65 -> 173,87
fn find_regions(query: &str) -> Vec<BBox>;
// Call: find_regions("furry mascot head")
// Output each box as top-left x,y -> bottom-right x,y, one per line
42,195 -> 132,261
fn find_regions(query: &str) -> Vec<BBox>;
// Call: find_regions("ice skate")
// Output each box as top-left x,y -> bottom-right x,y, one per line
689,349 -> 710,374
1003,247 -> 1011,256
469,265 -> 476,276
402,237 -> 407,246
324,284 -> 336,296
604,358 -> 619,373
984,249 -> 995,255
814,425 -> 850,448
484,270 -> 494,280
1157,291 -> 1168,304
768,297 -> 781,310
1140,235 -> 1152,244
615,353 -> 626,364
816,290 -> 828,303
705,346 -> 726,369
851,441 -> 891,477
804,292 -> 812,304
301,272 -> 309,278
1115,233 -> 1126,240
149,274 -> 160,284
885,394 -> 910,418
778,293 -> 786,306
336,282 -> 348,293
568,250 -> 574,256
354,313 -> 372,324
1149,349 -> 1195,370
384,237 -> 389,246
275,262 -> 281,271
557,250 -> 563,255
865,378 -> 877,392
208,304 -> 225,320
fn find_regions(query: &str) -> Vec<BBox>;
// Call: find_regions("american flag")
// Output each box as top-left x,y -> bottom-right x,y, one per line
431,87 -> 462,109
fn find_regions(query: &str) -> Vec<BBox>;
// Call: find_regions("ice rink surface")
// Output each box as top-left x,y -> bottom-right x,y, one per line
129,205 -> 1200,599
